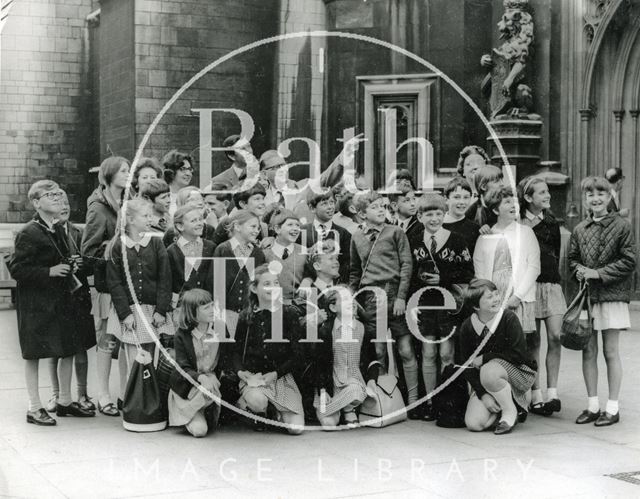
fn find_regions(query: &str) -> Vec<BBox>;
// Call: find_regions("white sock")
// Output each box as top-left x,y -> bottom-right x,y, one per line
547,388 -> 558,401
588,396 -> 600,413
531,389 -> 543,405
605,400 -> 619,416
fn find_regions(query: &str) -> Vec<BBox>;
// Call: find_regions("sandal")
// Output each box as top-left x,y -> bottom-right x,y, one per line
98,402 -> 120,417
78,395 -> 96,411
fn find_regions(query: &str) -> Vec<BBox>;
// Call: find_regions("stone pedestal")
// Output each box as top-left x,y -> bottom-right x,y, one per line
485,119 -> 543,182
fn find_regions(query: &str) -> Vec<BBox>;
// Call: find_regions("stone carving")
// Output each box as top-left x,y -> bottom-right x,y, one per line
480,0 -> 539,120
584,0 -> 613,42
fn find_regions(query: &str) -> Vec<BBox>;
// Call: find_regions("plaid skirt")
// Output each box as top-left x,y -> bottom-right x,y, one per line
490,358 -> 536,411
168,373 -> 220,427
239,373 -> 304,415
106,304 -> 175,345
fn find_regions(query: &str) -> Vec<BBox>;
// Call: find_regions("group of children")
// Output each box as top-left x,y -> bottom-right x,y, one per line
9,143 -> 636,438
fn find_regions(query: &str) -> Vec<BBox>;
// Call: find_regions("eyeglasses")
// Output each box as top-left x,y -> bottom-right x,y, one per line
39,191 -> 64,200
179,165 -> 194,172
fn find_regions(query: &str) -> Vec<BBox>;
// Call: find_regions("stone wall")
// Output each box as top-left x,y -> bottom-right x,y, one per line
0,0 -> 98,222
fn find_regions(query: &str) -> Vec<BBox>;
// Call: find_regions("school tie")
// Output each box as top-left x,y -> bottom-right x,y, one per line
318,224 -> 327,241
367,228 -> 378,243
481,326 -> 490,340
430,235 -> 437,256
282,247 -> 290,260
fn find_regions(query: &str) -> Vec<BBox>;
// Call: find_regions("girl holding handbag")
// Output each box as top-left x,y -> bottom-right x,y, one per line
568,176 -> 636,427
105,198 -> 174,380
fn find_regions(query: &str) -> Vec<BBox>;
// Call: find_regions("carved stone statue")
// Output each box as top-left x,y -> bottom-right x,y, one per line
480,0 -> 540,120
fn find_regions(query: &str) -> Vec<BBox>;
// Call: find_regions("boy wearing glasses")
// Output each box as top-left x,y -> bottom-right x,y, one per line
9,181 -> 96,426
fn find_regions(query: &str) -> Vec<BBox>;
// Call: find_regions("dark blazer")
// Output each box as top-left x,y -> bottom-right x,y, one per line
167,239 -> 217,295
398,215 -> 423,242
9,216 -> 95,359
106,236 -> 172,320
297,221 -> 351,282
210,167 -> 243,189
212,240 -> 266,312
163,224 -> 217,248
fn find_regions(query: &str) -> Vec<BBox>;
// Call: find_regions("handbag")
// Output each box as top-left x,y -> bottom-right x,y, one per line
433,364 -> 469,428
359,373 -> 407,428
560,280 -> 593,351
153,345 -> 175,419
122,325 -> 167,432
359,331 -> 406,428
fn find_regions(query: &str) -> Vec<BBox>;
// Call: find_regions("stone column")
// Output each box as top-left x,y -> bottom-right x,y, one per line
578,108 -> 593,213
613,109 -> 625,169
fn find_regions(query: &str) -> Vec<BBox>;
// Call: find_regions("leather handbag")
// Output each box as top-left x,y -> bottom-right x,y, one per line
359,373 -> 407,428
560,280 -> 593,351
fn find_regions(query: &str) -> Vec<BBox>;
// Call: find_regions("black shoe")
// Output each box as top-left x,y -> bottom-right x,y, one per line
117,398 -> 123,411
529,402 -> 551,417
494,418 -> 517,435
56,401 -> 95,417
575,409 -> 600,424
26,408 -> 56,426
407,407 -> 421,420
594,411 -> 620,427
543,398 -> 561,414
422,404 -> 436,422
517,407 -> 528,423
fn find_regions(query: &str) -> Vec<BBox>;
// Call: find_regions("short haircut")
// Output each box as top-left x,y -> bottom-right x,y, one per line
456,145 -> 491,176
269,207 -> 299,229
389,169 -> 416,189
337,190 -> 355,217
226,209 -> 259,235
132,157 -> 162,188
580,176 -> 611,194
417,193 -> 447,214
605,167 -> 623,184
484,185 -> 515,214
202,182 -> 232,203
444,176 -> 473,198
232,183 -> 266,209
308,190 -> 335,209
98,156 -> 129,187
387,185 -> 414,204
139,178 -> 170,203
474,165 -> 503,194
162,149 -> 193,184
173,202 -> 202,229
176,186 -> 201,207
223,134 -> 241,162
177,288 -> 213,330
309,240 -> 338,270
464,278 -> 498,310
353,191 -> 383,213
28,180 -> 60,201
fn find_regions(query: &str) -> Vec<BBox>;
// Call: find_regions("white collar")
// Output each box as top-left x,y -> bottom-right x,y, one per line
525,210 -> 544,221
423,228 -> 450,253
230,236 -> 252,251
124,234 -> 151,249
178,236 -> 201,248
232,165 -> 245,179
192,324 -> 217,341
443,213 -> 465,224
314,219 -> 332,231
314,277 -> 332,291
470,313 -> 498,336
592,215 -> 606,222
272,241 -> 294,259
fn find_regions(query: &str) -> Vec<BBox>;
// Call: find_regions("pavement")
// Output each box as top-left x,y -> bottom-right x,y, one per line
0,308 -> 639,499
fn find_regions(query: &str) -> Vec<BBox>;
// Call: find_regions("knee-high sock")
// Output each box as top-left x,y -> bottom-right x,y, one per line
74,351 -> 88,398
402,357 -> 419,404
25,359 -> 42,412
421,357 -> 437,400
48,358 -> 59,397
487,384 -> 517,425
57,356 -> 74,406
